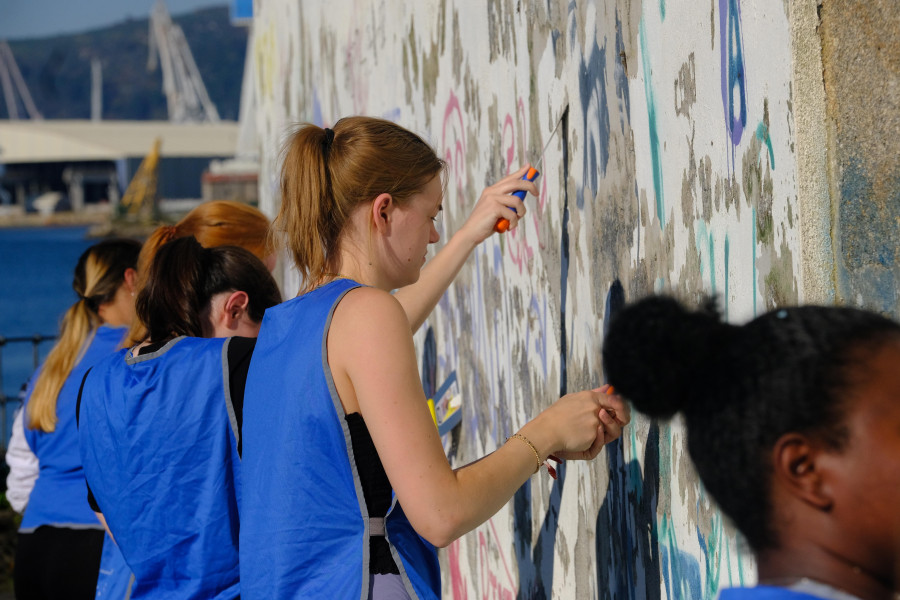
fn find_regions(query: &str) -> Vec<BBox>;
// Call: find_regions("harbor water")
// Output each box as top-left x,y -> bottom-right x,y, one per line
0,226 -> 95,444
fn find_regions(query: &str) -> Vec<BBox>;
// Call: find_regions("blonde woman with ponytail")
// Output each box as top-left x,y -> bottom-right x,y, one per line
240,117 -> 630,600
7,238 -> 140,600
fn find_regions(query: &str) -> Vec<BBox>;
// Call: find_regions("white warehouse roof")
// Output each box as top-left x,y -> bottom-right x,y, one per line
0,120 -> 240,164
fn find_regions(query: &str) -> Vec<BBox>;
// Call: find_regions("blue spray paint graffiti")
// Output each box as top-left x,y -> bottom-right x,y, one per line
755,122 -> 775,169
597,277 -> 663,599
694,223 -> 716,294
596,280 -> 663,600
720,0 -> 747,147
639,18 -> 665,227
312,89 -> 324,126
382,107 -> 402,122
577,37 -> 611,209
658,514 -> 703,599
596,423 -> 663,600
724,235 -> 730,320
615,12 -> 632,127
422,326 -> 437,399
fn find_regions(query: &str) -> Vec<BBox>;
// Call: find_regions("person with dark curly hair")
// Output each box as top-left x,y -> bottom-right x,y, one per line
603,296 -> 900,600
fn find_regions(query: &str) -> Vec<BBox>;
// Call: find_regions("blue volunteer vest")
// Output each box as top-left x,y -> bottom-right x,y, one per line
21,324 -> 126,532
78,336 -> 241,600
240,279 -> 441,600
718,587 -> 835,600
95,533 -> 134,600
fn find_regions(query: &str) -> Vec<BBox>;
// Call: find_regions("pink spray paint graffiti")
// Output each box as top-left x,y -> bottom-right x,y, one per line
448,539 -> 468,600
448,519 -> 518,600
443,91 -> 551,276
442,91 -> 468,206
344,8 -> 369,115
500,98 -> 553,275
502,113 -> 516,174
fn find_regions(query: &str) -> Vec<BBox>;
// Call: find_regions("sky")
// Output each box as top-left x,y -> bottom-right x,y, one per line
0,0 -> 228,40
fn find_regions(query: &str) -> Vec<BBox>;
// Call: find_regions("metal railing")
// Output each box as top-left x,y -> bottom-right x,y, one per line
0,334 -> 55,444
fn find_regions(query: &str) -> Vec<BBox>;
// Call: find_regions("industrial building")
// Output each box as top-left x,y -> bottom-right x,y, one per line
0,119 -> 240,217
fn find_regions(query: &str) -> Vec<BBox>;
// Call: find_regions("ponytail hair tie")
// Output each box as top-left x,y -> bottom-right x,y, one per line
323,128 -> 335,153
161,225 -> 178,243
79,294 -> 98,312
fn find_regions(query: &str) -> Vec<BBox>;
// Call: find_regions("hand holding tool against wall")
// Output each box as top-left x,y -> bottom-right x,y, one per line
543,384 -> 620,479
494,117 -> 565,233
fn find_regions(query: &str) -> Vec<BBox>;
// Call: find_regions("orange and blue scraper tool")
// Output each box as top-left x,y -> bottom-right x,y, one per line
493,118 -> 564,233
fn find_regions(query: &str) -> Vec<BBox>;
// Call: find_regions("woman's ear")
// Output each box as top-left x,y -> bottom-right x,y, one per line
208,291 -> 253,338
371,193 -> 394,234
123,268 -> 138,296
222,291 -> 250,325
772,433 -> 833,511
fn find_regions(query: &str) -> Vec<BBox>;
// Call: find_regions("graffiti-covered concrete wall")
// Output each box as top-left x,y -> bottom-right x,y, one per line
249,0 -> 812,597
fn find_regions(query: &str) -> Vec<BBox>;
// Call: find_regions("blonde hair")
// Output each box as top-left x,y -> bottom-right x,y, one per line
126,200 -> 271,344
272,117 -> 445,293
27,239 -> 141,432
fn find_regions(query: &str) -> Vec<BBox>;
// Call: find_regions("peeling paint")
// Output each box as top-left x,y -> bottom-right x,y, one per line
674,53 -> 696,119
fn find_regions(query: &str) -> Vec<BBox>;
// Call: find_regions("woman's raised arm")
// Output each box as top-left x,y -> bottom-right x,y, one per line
394,165 -> 538,331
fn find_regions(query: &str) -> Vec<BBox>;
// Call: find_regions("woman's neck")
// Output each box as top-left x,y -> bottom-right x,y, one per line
97,304 -> 129,327
757,545 -> 895,600
97,285 -> 135,327
331,246 -> 391,291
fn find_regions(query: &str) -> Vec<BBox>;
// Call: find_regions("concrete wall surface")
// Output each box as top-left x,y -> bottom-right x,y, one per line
819,0 -> 900,316
250,0 -> 810,597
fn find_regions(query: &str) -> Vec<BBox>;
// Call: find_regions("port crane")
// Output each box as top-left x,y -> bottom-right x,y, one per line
0,40 -> 42,120
147,0 -> 219,123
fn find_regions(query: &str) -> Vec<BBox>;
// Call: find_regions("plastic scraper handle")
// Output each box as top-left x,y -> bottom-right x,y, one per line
494,167 -> 540,233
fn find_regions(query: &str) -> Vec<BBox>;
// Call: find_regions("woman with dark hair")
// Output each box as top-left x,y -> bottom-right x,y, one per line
7,238 -> 141,600
77,236 -> 282,600
101,200 -> 274,599
240,117 -> 628,600
602,297 -> 900,600
124,199 -> 274,346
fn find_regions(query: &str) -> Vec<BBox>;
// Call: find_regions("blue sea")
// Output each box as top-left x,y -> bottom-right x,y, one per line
0,226 -> 95,443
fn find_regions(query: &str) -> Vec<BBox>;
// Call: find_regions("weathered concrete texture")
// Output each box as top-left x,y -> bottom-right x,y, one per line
790,0 -> 833,306
820,0 -> 900,315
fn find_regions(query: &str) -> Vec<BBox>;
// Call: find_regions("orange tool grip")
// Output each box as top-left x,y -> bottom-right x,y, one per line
494,167 -> 540,233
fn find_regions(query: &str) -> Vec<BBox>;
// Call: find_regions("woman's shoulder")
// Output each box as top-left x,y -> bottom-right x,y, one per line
334,286 -> 405,323
328,287 -> 411,357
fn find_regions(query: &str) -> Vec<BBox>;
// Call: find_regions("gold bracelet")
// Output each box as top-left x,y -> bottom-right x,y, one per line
507,433 -> 542,474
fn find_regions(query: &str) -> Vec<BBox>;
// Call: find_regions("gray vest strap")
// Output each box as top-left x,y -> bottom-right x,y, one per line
369,518 -> 385,536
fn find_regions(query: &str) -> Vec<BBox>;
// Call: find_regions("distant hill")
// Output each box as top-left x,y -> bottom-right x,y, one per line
3,6 -> 246,121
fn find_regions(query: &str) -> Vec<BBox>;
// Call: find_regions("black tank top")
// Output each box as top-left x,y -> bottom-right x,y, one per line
345,412 -> 400,575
